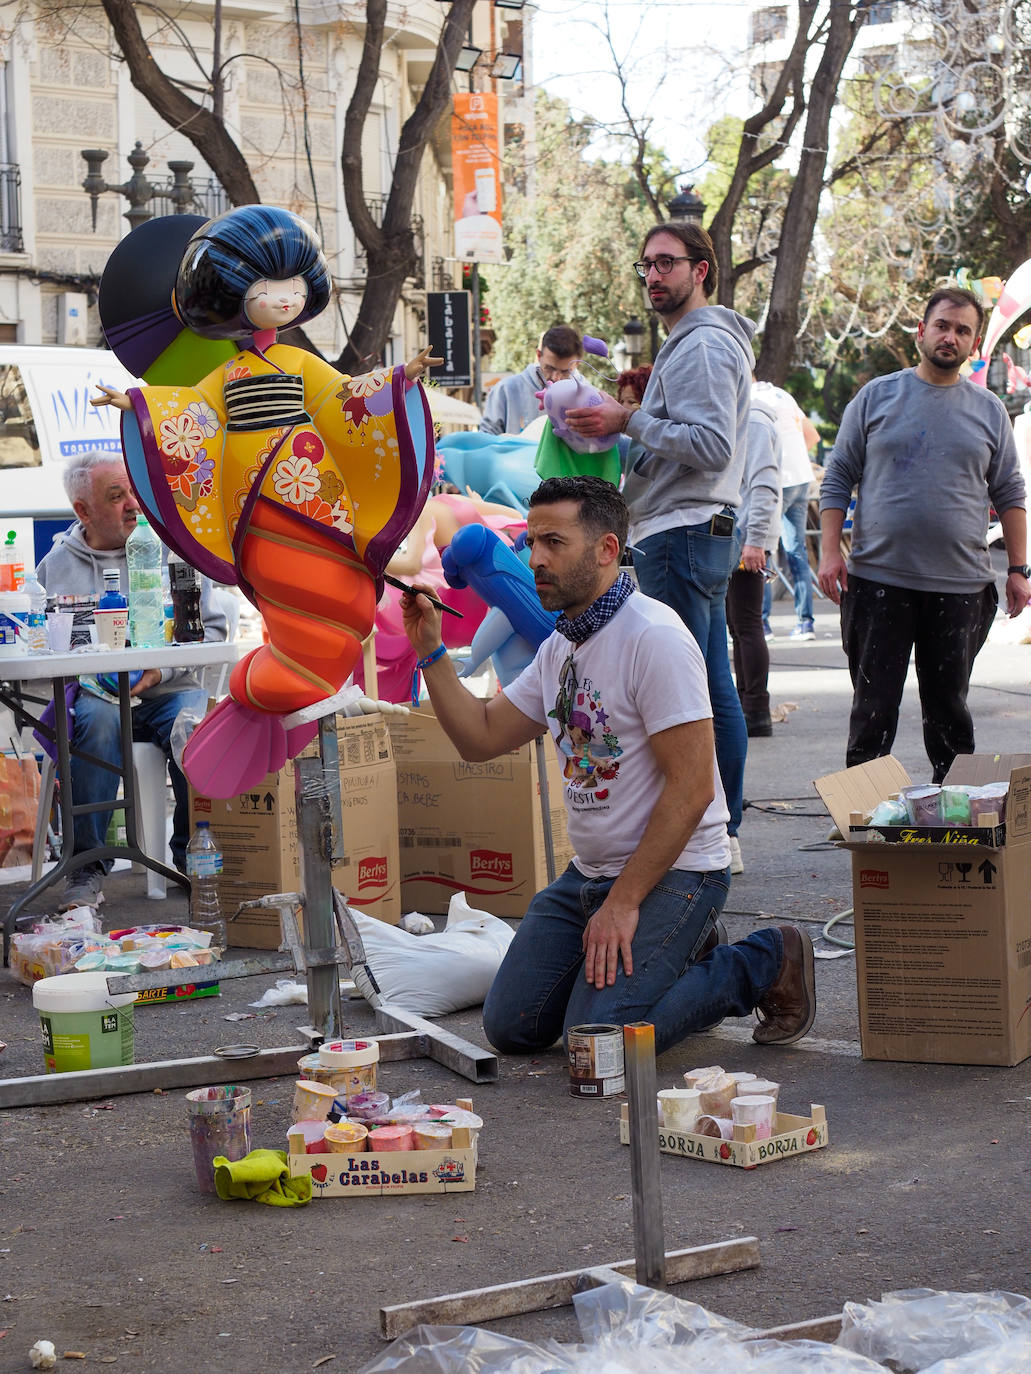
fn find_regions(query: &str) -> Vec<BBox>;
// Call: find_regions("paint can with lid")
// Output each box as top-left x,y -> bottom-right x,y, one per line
567,1023 -> 625,1097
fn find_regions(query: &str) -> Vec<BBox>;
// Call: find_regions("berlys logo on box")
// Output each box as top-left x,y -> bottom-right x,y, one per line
357,856 -> 388,891
470,848 -> 513,882
859,869 -> 889,889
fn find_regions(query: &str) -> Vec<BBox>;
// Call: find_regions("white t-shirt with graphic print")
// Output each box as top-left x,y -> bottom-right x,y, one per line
504,591 -> 731,878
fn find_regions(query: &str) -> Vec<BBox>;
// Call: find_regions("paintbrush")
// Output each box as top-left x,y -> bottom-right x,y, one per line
383,572 -> 464,618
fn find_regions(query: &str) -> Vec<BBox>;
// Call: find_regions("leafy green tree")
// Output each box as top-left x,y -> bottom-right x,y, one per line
483,92 -> 658,380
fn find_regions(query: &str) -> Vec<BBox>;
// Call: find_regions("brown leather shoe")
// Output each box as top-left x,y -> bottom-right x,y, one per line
752,924 -> 816,1045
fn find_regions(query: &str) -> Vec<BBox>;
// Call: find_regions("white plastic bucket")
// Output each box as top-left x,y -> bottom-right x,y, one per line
32,970 -> 136,1073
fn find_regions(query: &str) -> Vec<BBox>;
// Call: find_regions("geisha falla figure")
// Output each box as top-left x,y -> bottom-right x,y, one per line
94,206 -> 437,797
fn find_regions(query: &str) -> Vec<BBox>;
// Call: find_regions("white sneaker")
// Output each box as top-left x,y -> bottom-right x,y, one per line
728,836 -> 743,875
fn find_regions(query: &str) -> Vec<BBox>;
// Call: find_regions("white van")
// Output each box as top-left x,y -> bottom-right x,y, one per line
0,345 -> 137,566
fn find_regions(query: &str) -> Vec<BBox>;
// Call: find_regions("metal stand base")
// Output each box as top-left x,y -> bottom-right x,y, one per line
2,712 -> 498,1108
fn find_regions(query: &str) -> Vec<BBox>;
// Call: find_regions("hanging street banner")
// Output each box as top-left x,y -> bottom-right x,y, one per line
426,291 -> 472,387
451,92 -> 503,264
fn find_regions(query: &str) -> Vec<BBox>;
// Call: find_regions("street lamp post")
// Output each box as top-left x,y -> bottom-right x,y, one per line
666,184 -> 706,224
81,142 -> 198,232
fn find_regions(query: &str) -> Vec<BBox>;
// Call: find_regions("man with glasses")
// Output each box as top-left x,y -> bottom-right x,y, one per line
565,222 -> 755,878
399,475 -> 817,1057
479,323 -> 583,435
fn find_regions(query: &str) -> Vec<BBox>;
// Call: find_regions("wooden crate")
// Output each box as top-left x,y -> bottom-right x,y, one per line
619,1103 -> 828,1170
288,1123 -> 477,1198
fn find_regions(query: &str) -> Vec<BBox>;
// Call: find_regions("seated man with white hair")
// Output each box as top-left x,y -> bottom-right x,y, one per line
36,448 -> 228,910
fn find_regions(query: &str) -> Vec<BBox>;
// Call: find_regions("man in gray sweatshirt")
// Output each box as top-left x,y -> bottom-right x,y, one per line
479,324 -> 583,435
818,286 -> 1029,781
37,449 -> 229,909
564,222 -> 756,874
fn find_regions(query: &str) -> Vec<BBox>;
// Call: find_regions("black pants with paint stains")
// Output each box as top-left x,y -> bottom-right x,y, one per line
840,574 -> 998,782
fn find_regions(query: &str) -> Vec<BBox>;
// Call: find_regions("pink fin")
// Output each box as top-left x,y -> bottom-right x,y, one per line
285,719 -> 319,757
183,697 -> 288,798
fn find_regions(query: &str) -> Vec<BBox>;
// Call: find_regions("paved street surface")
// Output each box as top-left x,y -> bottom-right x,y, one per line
3,573 -> 1031,1368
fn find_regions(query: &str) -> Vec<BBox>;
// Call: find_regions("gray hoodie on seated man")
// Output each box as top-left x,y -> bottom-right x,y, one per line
36,448 -> 228,909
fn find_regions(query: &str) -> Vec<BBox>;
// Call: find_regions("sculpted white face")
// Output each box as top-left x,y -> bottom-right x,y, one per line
244,276 -> 308,330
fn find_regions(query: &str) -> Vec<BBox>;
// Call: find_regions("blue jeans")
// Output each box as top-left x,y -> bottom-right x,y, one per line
482,863 -> 783,1057
763,482 -> 813,624
70,687 -> 208,874
634,522 -> 747,835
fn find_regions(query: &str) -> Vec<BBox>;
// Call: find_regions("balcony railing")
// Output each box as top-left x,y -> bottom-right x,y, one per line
149,176 -> 230,220
0,163 -> 23,253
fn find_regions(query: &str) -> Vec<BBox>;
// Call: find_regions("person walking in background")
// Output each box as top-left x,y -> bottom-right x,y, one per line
479,324 -> 583,436
818,286 -> 1029,781
562,222 -> 755,875
727,387 -> 781,738
754,380 -> 820,640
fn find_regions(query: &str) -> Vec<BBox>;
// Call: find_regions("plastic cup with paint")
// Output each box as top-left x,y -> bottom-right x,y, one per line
414,1122 -> 453,1150
731,1072 -> 758,1087
698,1073 -> 738,1117
345,1089 -> 391,1121
46,611 -> 73,653
683,1064 -> 724,1089
657,1087 -> 702,1132
900,784 -> 941,825
695,1114 -> 735,1140
367,1125 -> 416,1152
731,1094 -> 777,1140
290,1120 -> 328,1154
93,607 -> 128,649
938,785 -> 972,826
323,1120 -> 368,1153
748,1078 -> 781,1107
292,1078 -> 340,1123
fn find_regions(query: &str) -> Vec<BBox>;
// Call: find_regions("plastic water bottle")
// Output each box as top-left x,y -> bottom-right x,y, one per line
185,819 -> 226,948
125,515 -> 164,648
21,569 -> 48,653
0,530 -> 24,591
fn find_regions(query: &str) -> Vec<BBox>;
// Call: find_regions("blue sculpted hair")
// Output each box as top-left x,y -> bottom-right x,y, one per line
173,205 -> 332,340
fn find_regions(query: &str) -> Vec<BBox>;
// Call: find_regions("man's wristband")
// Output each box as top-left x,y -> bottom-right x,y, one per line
411,643 -> 447,706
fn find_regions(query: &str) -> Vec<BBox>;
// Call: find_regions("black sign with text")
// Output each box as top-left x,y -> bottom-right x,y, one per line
426,291 -> 471,387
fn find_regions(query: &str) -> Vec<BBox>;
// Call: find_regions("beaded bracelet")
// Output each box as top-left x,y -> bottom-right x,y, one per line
411,643 -> 447,706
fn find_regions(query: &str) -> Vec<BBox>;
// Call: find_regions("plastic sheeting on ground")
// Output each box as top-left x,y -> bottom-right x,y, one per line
357,1280 -> 1031,1374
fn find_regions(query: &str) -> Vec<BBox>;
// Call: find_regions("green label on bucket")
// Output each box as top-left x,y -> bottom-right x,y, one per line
40,1005 -> 135,1074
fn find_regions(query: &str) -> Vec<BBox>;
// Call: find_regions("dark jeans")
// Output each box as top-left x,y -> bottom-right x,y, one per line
840,575 -> 997,782
482,862 -> 781,1057
71,687 -> 207,874
726,567 -> 769,717
634,521 -> 747,835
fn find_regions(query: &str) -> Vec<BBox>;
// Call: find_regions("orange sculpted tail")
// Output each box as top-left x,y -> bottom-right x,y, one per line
230,500 -> 376,714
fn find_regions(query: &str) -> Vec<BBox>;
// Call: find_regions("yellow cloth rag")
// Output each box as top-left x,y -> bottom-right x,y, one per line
212,1149 -> 312,1206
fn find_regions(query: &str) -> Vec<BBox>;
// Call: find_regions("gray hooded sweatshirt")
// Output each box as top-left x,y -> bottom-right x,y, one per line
740,390 -> 782,551
622,305 -> 757,541
37,522 -> 229,695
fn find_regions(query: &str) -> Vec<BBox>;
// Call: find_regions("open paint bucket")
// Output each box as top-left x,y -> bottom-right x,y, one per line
32,970 -> 135,1074
186,1085 -> 252,1194
567,1023 -> 625,1097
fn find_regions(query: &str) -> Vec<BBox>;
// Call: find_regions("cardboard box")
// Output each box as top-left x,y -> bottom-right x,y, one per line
815,754 -> 1031,1066
190,713 -> 400,948
288,1133 -> 477,1198
388,708 -> 573,917
619,1103 -> 828,1170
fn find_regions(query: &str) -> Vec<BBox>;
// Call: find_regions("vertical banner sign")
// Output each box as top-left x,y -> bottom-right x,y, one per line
451,92 -> 504,264
426,291 -> 472,387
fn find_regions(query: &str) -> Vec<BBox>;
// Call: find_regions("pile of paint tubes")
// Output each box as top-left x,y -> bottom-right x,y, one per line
288,1038 -> 482,1155
656,1065 -> 782,1141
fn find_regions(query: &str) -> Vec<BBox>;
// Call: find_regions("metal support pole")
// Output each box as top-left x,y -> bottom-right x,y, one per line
623,1022 -> 665,1290
294,718 -> 344,1040
472,262 -> 482,409
534,735 -> 556,884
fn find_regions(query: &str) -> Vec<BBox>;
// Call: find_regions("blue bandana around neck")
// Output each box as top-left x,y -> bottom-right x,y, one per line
555,571 -> 635,645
